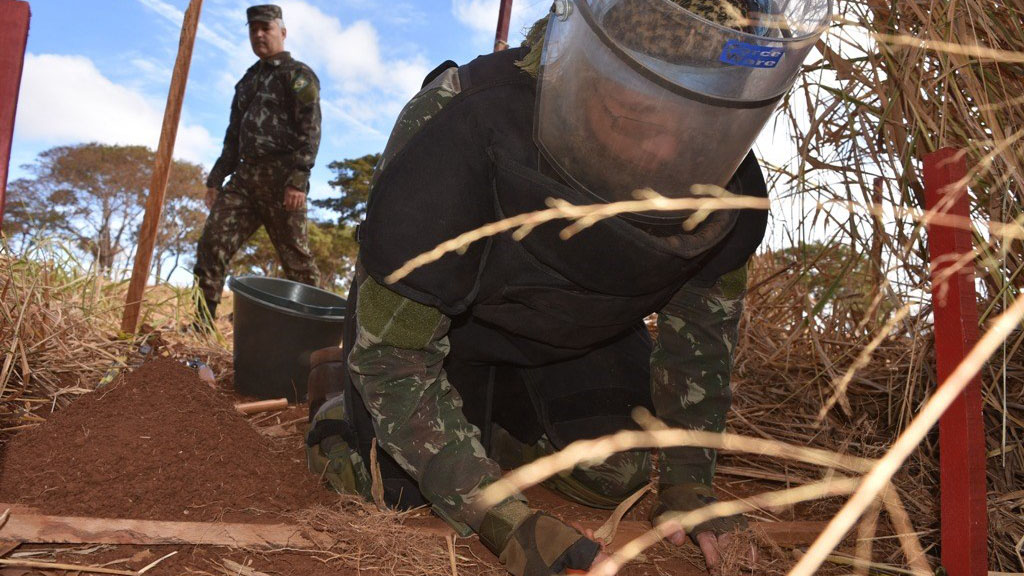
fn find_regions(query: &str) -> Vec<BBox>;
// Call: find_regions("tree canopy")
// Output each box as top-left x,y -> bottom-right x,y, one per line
313,153 -> 379,227
3,143 -> 206,279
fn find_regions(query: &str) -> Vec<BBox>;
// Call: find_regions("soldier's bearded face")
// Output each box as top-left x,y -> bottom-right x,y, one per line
583,79 -> 681,172
249,20 -> 286,59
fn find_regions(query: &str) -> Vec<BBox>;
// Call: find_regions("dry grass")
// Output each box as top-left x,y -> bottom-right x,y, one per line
293,496 -> 501,576
0,241 -> 232,438
753,0 -> 1024,568
3,0 -> 1023,573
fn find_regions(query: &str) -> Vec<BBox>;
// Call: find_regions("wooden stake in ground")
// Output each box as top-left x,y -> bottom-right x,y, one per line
121,0 -> 204,335
493,0 -> 513,52
235,398 -> 288,415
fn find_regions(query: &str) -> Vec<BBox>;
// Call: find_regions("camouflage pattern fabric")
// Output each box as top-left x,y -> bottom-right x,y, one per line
196,50 -> 321,307
194,159 -> 320,306
246,4 -> 281,23
650,482 -> 748,538
373,67 -> 461,184
338,63 -> 749,548
602,0 -> 757,64
490,424 -> 650,509
206,51 -> 321,192
348,275 -> 508,530
306,391 -> 374,499
488,511 -> 601,576
652,266 -> 746,488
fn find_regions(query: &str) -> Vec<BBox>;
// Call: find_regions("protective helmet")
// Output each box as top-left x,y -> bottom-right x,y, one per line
534,0 -> 831,223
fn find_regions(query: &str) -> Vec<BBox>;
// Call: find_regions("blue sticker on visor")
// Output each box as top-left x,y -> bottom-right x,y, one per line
720,40 -> 785,68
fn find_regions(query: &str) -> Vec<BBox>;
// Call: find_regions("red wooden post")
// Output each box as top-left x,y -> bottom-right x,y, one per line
494,0 -> 513,52
923,147 -> 988,576
121,0 -> 203,334
0,0 -> 31,227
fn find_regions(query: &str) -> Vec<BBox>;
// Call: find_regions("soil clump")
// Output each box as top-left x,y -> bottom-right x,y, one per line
0,357 -> 329,522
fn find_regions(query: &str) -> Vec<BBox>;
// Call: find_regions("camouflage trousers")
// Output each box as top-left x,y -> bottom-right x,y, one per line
308,389 -> 650,511
314,270 -> 744,532
652,271 -> 744,488
194,160 -> 320,308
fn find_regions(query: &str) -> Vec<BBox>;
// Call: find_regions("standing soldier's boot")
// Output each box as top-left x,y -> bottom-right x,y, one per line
187,294 -> 218,334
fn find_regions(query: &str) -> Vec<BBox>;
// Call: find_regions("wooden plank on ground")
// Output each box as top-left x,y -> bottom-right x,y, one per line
0,506 -> 826,552
408,516 -> 827,550
572,519 -> 828,550
0,512 -> 326,549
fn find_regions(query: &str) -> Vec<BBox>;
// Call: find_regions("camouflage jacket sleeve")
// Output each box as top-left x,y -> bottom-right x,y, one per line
347,68 -> 507,531
650,265 -> 747,488
284,65 -> 321,192
205,73 -> 247,190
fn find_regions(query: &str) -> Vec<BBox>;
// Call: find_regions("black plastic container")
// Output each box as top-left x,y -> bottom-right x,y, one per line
228,276 -> 346,402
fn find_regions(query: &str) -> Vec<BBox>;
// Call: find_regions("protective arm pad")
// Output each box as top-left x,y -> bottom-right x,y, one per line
492,510 -> 601,576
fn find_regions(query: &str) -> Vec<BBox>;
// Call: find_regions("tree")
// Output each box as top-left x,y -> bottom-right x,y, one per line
313,153 -> 379,226
2,143 -> 206,278
152,162 -> 207,281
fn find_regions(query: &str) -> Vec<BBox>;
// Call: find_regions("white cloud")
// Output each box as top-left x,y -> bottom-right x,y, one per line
275,1 -> 430,132
279,1 -> 428,98
451,0 -> 551,45
15,53 -> 219,165
451,0 -> 499,34
136,0 -> 241,55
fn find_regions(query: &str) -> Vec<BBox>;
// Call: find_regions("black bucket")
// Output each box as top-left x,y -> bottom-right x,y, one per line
228,276 -> 346,402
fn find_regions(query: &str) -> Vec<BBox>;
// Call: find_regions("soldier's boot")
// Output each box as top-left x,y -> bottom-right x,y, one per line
186,299 -> 218,334
306,307 -> 374,499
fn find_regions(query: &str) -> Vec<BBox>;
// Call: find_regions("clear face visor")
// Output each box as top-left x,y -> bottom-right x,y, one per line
535,0 -> 830,222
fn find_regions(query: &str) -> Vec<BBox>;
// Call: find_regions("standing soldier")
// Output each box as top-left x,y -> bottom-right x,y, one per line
193,4 -> 321,327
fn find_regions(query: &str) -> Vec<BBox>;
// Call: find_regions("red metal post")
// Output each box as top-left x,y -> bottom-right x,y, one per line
494,0 -> 513,52
0,0 -> 31,228
924,147 -> 988,576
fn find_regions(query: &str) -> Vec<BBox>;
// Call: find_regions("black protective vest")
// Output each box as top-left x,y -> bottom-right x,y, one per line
340,49 -> 769,510
361,48 -> 768,367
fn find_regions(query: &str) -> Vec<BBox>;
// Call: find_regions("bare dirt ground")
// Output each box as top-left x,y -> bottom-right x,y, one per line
0,355 -> 847,576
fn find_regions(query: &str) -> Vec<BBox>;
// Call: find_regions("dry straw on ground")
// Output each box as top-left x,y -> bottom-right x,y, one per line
294,497 -> 501,576
3,0 -> 1023,573
0,243 -> 228,440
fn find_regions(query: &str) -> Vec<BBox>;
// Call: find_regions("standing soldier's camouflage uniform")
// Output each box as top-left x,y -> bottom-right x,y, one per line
194,4 -> 321,319
308,2 -> 773,575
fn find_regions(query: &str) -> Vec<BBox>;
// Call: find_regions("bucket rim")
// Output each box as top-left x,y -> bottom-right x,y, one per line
228,275 -> 346,319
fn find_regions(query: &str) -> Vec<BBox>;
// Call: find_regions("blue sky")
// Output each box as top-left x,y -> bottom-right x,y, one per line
11,0 -> 553,209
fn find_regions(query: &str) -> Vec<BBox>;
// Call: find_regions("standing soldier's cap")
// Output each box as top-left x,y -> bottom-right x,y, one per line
246,4 -> 282,23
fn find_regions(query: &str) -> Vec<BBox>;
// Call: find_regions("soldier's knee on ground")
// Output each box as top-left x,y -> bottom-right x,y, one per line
305,393 -> 373,498
547,449 -> 652,509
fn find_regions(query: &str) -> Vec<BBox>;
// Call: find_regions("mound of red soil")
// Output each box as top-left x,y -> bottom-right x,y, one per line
0,358 -> 328,522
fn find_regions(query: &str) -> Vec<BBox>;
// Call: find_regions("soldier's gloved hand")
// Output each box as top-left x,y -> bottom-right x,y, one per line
284,186 -> 306,211
479,501 -> 604,576
651,483 -> 757,574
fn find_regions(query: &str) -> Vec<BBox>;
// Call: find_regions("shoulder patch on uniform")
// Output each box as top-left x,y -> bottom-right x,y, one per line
357,276 -> 444,350
292,71 -> 319,105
